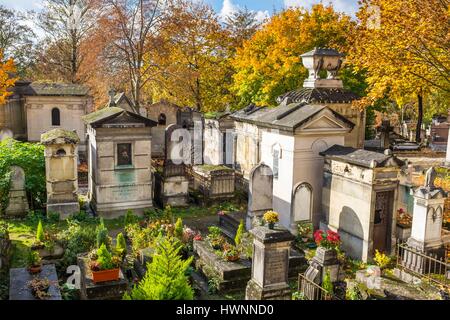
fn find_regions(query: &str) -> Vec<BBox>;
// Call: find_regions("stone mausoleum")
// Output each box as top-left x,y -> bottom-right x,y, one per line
83,106 -> 157,218
320,146 -> 404,262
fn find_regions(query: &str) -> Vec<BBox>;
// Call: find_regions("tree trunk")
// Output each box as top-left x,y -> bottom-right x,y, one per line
415,94 -> 423,143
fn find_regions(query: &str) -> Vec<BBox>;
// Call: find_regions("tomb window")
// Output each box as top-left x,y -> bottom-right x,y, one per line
51,108 -> 61,126
56,149 -> 66,156
273,149 -> 279,180
158,113 -> 167,125
117,143 -> 132,166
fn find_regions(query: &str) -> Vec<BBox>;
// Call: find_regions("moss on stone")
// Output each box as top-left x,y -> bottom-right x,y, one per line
40,129 -> 80,145
82,107 -> 124,125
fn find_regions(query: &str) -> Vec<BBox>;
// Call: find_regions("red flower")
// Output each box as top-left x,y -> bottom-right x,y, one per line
314,230 -> 324,244
217,211 -> 225,216
194,234 -> 203,241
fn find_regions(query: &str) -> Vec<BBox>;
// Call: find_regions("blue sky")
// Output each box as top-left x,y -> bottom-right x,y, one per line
0,0 -> 359,17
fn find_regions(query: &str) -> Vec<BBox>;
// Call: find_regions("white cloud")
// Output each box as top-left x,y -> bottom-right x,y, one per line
284,0 -> 359,16
219,0 -> 269,24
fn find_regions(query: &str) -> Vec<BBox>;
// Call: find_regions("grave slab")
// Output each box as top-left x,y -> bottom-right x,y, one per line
9,264 -> 62,300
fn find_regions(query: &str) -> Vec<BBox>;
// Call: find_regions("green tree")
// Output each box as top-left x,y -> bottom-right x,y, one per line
36,220 -> 45,243
234,220 -> 244,246
116,232 -> 127,256
96,218 -> 109,249
124,236 -> 193,300
174,218 -> 183,239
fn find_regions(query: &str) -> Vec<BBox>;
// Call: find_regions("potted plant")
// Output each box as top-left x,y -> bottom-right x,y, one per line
313,229 -> 341,263
27,250 -> 42,274
263,211 -> 279,230
207,226 -> 226,250
27,278 -> 51,300
222,244 -> 240,262
89,244 -> 121,284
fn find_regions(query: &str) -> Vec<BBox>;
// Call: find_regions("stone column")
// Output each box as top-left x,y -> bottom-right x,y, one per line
405,167 -> 446,271
245,226 -> 294,300
41,129 -> 80,219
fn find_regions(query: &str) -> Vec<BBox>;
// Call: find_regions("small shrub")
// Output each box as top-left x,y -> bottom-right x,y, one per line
27,250 -> 41,267
47,212 -> 60,223
116,233 -> 127,256
322,271 -> 334,295
292,291 -> 306,300
163,205 -> 173,222
123,236 -> 194,300
59,221 -> 96,269
345,283 -> 361,300
174,218 -> 183,239
96,218 -> 110,249
374,250 -> 391,269
124,209 -> 138,225
234,220 -> 245,246
36,220 -> 45,243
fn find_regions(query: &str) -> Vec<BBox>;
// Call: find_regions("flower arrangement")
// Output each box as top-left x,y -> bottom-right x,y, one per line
222,243 -> 241,262
28,278 -> 51,300
313,229 -> 341,250
263,211 -> 279,229
396,208 -> 412,227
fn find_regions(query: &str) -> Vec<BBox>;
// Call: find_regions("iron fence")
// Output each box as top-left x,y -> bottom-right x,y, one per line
396,241 -> 449,289
297,273 -> 337,300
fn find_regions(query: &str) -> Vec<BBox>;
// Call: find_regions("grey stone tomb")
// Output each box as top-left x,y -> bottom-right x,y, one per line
247,163 -> 273,230
245,226 -> 294,300
5,166 -> 29,217
404,167 -> 446,272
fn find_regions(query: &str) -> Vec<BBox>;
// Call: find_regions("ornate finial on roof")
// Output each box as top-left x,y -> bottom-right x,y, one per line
300,48 -> 344,89
108,88 -> 116,107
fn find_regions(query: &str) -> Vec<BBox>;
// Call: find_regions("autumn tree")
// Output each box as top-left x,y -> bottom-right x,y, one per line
224,7 -> 262,50
348,0 -> 450,142
0,50 -> 16,106
231,4 -> 355,108
34,0 -> 98,83
0,6 -> 36,77
98,0 -> 170,112
148,0 -> 232,112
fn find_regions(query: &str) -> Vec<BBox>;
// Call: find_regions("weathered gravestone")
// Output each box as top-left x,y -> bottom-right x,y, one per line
9,264 -> 62,300
5,166 -> 29,217
247,163 -> 273,230
245,226 -> 294,300
154,124 -> 189,207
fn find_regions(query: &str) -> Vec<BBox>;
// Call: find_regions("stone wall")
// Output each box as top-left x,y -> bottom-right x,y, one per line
234,121 -> 261,180
26,96 -> 92,153
327,103 -> 365,149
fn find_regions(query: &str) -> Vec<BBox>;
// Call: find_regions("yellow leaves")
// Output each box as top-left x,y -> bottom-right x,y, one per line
0,50 -> 17,106
348,0 -> 450,107
231,4 -> 354,107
